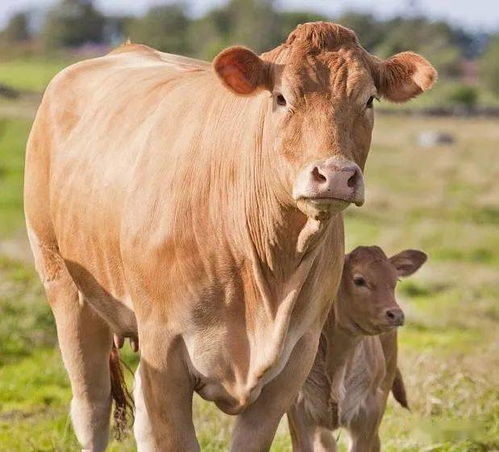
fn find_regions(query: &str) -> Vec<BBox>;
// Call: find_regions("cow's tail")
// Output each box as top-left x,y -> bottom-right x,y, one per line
391,366 -> 410,410
109,344 -> 135,439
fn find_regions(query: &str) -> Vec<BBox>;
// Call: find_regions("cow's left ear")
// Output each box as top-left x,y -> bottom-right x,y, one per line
389,249 -> 428,277
373,52 -> 437,103
213,46 -> 272,96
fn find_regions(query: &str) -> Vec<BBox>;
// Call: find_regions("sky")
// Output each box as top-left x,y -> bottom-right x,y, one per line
0,0 -> 498,31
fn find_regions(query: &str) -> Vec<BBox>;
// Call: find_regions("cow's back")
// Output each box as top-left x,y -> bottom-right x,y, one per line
24,45 -> 216,318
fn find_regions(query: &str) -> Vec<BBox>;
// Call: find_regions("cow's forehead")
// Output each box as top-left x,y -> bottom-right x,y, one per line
284,49 -> 374,99
263,23 -> 377,101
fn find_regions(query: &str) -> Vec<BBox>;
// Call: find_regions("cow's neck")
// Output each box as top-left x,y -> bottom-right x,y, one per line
240,174 -> 341,321
239,96 -> 334,274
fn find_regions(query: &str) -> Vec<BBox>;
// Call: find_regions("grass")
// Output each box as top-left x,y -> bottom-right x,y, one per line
0,58 -> 69,93
0,118 -> 31,236
0,59 -> 498,451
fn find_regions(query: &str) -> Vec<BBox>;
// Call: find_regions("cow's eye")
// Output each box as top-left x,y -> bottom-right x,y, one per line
276,93 -> 287,106
353,276 -> 367,287
366,96 -> 375,109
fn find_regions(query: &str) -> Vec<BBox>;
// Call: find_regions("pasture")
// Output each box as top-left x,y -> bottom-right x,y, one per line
0,60 -> 498,451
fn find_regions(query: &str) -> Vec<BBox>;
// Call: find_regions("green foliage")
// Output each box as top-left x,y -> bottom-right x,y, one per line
126,3 -> 191,54
334,12 -> 385,51
189,0 -> 290,59
446,84 -> 479,108
41,0 -> 105,49
479,34 -> 499,95
374,17 -> 462,78
2,12 -> 30,43
223,0 -> 280,52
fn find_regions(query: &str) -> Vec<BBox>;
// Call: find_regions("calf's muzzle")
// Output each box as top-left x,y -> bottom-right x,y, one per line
385,308 -> 405,327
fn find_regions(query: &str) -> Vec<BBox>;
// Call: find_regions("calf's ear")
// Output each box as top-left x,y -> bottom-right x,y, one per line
213,46 -> 272,95
373,52 -> 437,102
389,249 -> 427,277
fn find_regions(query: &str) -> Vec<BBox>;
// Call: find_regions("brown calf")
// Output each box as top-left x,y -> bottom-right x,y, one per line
288,246 -> 427,451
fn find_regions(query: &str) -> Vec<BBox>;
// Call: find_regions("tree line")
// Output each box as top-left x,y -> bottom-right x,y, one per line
2,0 -> 499,97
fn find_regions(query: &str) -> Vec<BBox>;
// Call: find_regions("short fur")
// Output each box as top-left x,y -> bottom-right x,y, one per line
288,246 -> 427,451
25,22 -> 434,451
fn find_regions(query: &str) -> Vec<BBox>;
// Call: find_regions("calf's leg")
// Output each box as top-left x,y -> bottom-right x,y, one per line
287,401 -> 337,452
347,399 -> 382,452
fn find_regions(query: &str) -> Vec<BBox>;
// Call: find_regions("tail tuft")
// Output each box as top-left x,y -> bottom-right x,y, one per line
392,366 -> 410,410
109,344 -> 134,440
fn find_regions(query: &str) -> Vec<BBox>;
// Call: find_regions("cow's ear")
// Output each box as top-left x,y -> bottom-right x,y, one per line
213,46 -> 272,95
389,249 -> 428,277
374,52 -> 437,103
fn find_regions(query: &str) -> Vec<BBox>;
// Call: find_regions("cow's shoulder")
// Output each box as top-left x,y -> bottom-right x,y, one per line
109,42 -> 210,72
41,44 -> 209,129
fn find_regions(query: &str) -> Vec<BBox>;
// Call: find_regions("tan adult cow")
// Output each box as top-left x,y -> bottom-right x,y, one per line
24,22 -> 435,451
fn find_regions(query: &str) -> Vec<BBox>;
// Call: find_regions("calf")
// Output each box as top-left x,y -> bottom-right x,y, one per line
287,246 -> 427,451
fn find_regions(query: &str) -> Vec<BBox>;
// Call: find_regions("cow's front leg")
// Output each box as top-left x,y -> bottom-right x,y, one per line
231,332 -> 319,452
134,327 -> 199,452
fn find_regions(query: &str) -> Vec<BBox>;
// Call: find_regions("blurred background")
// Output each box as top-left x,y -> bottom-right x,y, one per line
0,1 -> 498,450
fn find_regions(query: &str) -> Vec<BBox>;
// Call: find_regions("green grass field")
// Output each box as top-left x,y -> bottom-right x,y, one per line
0,58 -> 69,93
0,61 -> 498,451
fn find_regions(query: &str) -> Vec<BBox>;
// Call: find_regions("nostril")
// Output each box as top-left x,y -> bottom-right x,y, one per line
347,169 -> 358,188
312,166 -> 327,183
386,309 -> 404,325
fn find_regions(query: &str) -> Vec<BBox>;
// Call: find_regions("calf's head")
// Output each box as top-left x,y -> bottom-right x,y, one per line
213,22 -> 437,220
336,246 -> 427,335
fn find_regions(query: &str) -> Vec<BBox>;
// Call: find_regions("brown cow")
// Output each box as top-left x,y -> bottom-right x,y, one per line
24,22 -> 435,451
287,246 -> 427,451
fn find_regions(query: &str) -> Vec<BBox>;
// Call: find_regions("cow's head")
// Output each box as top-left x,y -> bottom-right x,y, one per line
336,246 -> 427,335
213,22 -> 436,220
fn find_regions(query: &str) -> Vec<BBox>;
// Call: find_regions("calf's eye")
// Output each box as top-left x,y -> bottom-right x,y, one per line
366,96 -> 375,109
276,93 -> 287,106
353,276 -> 367,287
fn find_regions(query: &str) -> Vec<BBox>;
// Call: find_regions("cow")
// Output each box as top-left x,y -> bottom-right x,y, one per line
287,246 -> 427,451
24,22 -> 436,451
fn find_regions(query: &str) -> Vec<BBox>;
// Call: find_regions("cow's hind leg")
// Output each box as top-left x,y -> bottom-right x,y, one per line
50,280 -> 113,451
32,243 -> 113,452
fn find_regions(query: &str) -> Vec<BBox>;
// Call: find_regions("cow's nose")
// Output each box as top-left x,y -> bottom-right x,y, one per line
293,157 -> 365,207
385,308 -> 405,326
312,161 -> 362,196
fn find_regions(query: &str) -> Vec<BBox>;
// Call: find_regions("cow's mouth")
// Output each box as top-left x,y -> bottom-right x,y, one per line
296,196 -> 360,220
306,197 -> 364,207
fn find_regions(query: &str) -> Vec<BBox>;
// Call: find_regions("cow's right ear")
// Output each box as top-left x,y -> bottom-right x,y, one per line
213,46 -> 272,96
